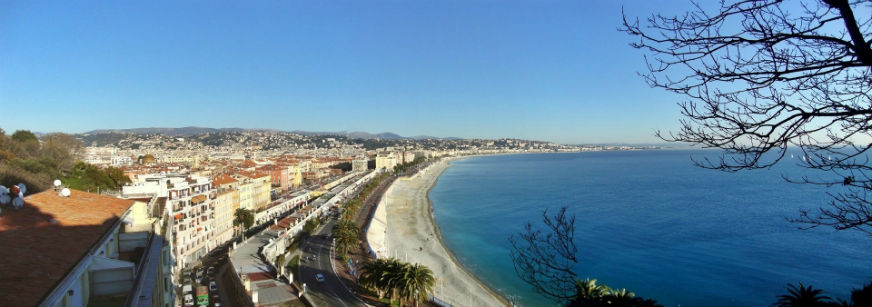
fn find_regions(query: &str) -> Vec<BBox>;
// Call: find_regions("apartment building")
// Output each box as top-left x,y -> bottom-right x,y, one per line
375,152 -> 398,170
236,171 -> 271,210
122,174 -> 217,269
212,174 -> 240,243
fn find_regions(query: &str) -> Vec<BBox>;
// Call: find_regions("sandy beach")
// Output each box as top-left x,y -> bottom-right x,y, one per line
367,158 -> 508,307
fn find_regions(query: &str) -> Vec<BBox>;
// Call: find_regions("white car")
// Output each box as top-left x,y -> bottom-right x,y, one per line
183,294 -> 194,306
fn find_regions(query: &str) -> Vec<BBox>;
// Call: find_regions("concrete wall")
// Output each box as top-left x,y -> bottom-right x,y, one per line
119,232 -> 149,252
90,266 -> 134,296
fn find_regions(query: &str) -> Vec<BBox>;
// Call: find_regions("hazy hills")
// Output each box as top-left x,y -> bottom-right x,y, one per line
82,127 -> 455,140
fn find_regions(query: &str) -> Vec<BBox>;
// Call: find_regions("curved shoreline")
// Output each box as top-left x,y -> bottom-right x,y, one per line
367,157 -> 509,306
423,158 -> 512,306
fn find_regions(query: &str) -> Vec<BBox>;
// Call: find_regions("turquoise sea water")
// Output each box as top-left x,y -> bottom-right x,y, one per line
429,150 -> 872,306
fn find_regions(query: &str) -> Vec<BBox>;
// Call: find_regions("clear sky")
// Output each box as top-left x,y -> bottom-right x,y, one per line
0,0 -> 690,144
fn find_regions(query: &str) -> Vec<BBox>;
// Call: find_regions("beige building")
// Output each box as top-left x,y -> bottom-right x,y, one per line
352,158 -> 368,172
237,179 -> 255,211
291,165 -> 303,188
234,171 -> 271,211
376,152 -> 398,170
213,189 -> 238,243
211,174 -> 240,243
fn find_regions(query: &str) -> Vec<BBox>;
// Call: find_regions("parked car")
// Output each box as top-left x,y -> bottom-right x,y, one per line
209,281 -> 218,292
207,266 -> 215,275
315,273 -> 325,282
184,294 -> 195,306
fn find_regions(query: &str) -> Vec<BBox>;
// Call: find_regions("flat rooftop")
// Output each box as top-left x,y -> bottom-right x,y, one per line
0,189 -> 135,306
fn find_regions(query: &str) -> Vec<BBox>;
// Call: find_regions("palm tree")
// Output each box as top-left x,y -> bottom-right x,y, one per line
601,288 -> 637,307
576,279 -> 610,301
396,263 -> 435,307
384,258 -> 407,304
772,283 -> 834,307
608,288 -> 634,299
333,220 -> 359,255
360,258 -> 392,299
359,258 -> 435,306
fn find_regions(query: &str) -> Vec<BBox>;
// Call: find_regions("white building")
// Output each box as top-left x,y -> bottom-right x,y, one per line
122,174 -> 218,270
375,153 -> 398,170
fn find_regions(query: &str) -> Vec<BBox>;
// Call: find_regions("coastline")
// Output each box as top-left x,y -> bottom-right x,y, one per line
423,158 -> 513,307
367,157 -> 510,306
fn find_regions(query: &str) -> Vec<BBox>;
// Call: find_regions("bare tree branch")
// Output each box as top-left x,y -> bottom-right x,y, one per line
622,0 -> 872,234
509,206 -> 578,302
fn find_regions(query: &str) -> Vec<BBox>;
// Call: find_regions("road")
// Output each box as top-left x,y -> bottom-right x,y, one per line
298,217 -> 367,307
181,245 -> 232,307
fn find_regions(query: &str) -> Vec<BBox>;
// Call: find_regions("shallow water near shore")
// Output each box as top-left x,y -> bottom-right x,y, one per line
429,150 -> 872,306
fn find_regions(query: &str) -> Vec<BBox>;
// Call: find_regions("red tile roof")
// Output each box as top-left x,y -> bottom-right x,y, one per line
0,189 -> 135,306
212,174 -> 238,186
238,171 -> 269,179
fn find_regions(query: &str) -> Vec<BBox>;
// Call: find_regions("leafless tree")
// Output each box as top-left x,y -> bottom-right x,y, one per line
622,0 -> 872,234
509,206 -> 578,301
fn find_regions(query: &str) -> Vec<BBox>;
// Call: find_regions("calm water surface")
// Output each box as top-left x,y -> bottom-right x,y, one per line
429,150 -> 872,306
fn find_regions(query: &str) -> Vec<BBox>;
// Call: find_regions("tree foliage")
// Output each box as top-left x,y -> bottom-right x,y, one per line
333,219 -> 359,256
64,161 -> 131,192
772,283 -> 833,307
0,129 -> 118,194
234,208 -> 254,230
359,257 -> 435,306
622,0 -> 872,233
303,218 -> 319,236
770,281 -> 872,307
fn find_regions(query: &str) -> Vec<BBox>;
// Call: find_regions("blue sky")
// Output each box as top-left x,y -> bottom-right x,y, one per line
0,0 -> 690,144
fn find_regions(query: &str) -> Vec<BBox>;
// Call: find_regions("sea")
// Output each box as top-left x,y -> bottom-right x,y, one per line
428,150 -> 872,307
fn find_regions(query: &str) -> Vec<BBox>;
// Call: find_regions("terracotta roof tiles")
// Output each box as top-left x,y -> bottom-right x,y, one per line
0,189 -> 135,306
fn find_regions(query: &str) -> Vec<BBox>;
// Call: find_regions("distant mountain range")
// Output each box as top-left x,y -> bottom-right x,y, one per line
82,127 -> 457,140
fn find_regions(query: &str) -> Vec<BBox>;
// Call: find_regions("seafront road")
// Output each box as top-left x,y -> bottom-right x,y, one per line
299,218 -> 367,307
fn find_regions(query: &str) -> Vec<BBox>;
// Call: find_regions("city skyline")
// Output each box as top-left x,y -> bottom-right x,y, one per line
0,0 -> 692,144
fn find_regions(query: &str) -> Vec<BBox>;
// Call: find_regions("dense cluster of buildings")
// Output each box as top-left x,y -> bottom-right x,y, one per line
0,130 -> 607,306
0,143 -> 437,306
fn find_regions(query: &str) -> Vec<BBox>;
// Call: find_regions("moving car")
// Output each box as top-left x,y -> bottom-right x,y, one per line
315,273 -> 325,282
